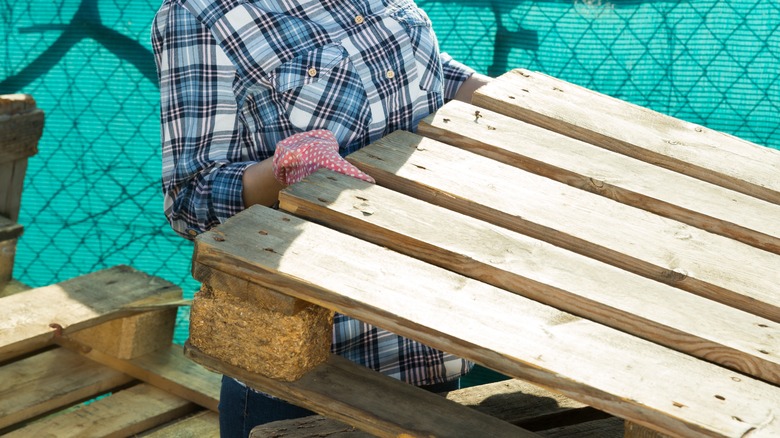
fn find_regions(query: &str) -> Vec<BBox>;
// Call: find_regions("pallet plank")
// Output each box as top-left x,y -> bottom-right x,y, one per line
279,171 -> 780,384
58,339 -> 221,412
472,69 -> 780,205
346,130 -> 780,322
0,265 -> 181,362
194,206 -> 780,437
418,100 -> 780,254
0,347 -> 133,431
185,343 -> 538,438
142,410 -> 220,437
5,383 -> 198,438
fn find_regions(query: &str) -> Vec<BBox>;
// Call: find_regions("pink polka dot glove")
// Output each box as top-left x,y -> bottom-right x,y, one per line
272,130 -> 375,186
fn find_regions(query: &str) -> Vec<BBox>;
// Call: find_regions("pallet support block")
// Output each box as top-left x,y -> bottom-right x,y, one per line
67,308 -> 177,360
188,280 -> 333,381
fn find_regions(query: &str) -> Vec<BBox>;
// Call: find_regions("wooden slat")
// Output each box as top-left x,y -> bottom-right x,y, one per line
346,130 -> 780,322
193,206 -> 780,438
279,171 -> 780,384
185,343 -> 538,438
418,100 -> 780,254
0,265 -> 181,362
142,410 -> 220,437
472,69 -> 780,205
0,347 -> 133,430
4,383 -> 198,437
251,416 -> 625,438
251,377 -> 605,438
58,339 -> 221,412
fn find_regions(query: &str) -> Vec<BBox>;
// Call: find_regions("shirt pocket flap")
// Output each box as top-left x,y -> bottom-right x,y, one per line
272,44 -> 348,93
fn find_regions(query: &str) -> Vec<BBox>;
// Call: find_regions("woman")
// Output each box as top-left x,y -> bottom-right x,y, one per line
152,0 -> 490,436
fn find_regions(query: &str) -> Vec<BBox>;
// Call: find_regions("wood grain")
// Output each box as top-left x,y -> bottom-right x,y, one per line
194,205 -> 780,437
186,343 -> 538,438
418,100 -> 780,254
472,69 -> 780,205
346,130 -> 780,322
0,265 -> 181,362
279,171 -> 780,384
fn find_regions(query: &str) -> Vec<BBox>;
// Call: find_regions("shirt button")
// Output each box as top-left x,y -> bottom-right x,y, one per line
307,67 -> 317,77
354,15 -> 364,24
385,69 -> 395,79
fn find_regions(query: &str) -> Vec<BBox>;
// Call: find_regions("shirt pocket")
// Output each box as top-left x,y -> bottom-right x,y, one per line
387,3 -> 443,94
269,43 -> 372,144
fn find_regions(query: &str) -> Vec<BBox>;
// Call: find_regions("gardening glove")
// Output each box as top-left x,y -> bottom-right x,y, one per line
272,129 -> 375,186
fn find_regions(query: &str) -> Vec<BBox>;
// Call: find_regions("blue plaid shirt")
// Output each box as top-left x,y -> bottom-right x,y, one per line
153,0 -> 474,386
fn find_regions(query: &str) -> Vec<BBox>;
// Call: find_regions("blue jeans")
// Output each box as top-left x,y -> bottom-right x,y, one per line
218,375 -> 461,438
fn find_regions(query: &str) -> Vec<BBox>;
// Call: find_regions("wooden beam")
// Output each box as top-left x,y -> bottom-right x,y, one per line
67,308 -> 177,360
472,69 -> 780,205
279,172 -> 780,385
185,343 -> 538,438
193,205 -> 780,437
418,100 -> 780,254
0,265 -> 181,362
58,340 -> 221,412
346,130 -> 780,322
4,383 -> 199,438
0,347 -> 133,431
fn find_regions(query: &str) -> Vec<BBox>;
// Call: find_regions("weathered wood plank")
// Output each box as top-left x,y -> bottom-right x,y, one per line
472,69 -> 780,205
0,94 -> 42,164
279,171 -> 780,384
418,100 -> 780,254
0,347 -> 133,430
194,206 -> 780,437
185,343 -> 538,438
4,383 -> 199,438
0,265 -> 181,362
142,410 -> 220,437
251,378 -> 606,438
346,130 -> 780,322
251,416 -> 624,438
59,337 -> 223,412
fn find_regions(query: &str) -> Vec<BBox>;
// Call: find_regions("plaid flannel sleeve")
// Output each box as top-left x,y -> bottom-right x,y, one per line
152,1 -> 254,239
439,52 -> 476,102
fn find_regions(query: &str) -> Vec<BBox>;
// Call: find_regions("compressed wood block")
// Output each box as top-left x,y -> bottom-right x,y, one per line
193,261 -> 309,315
67,308 -> 176,359
188,284 -> 333,381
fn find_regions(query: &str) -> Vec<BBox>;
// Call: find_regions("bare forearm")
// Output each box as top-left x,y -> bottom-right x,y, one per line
242,157 -> 286,208
453,72 -> 492,103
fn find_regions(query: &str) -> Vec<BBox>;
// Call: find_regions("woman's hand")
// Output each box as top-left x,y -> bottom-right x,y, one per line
272,130 -> 375,186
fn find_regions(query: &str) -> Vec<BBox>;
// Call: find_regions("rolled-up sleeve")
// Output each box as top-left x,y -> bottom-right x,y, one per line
152,1 -> 254,239
439,52 -> 476,102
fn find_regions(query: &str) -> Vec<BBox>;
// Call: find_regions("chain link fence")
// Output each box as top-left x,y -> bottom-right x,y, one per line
3,0 -> 779,344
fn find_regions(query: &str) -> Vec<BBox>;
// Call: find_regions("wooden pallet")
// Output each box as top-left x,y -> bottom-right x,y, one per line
186,69 -> 780,437
0,266 -> 222,437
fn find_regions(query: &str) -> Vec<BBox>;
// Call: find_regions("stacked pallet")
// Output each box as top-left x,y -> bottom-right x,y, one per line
0,95 -> 222,436
0,266 -> 222,437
